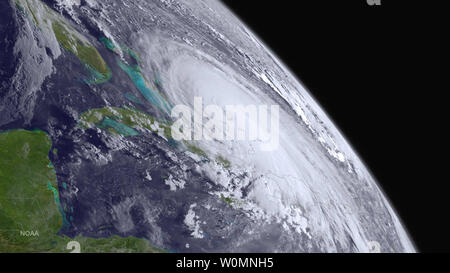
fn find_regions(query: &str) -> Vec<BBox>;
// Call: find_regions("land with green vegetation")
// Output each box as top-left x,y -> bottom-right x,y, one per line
53,22 -> 111,84
79,107 -> 172,139
79,107 -> 232,169
185,144 -> 208,158
220,194 -> 234,206
216,156 -> 231,169
0,130 -> 163,253
15,0 -> 111,84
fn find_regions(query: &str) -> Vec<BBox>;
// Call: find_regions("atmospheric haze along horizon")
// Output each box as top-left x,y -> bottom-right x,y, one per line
0,0 -> 415,253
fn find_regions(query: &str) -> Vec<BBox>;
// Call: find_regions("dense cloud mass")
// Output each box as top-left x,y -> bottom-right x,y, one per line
0,0 -> 415,253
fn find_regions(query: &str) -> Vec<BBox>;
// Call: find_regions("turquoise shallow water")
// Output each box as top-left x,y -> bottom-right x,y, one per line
99,36 -> 172,113
124,92 -> 145,105
47,182 -> 70,229
100,118 -> 139,136
99,37 -> 115,51
117,60 -> 172,113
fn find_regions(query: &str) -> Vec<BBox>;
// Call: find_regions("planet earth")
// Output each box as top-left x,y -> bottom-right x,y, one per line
0,0 -> 415,253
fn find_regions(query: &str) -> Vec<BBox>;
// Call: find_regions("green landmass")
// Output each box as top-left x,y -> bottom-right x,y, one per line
185,144 -> 208,158
52,21 -> 111,84
220,194 -> 234,206
216,156 -> 231,169
79,107 -> 172,140
79,107 -> 230,166
15,0 -> 111,84
0,130 -> 163,253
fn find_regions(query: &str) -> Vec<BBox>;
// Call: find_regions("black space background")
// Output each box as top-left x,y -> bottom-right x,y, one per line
222,0 -> 446,252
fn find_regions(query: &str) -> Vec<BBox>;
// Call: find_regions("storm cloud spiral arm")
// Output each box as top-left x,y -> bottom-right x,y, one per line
0,0 -> 415,253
